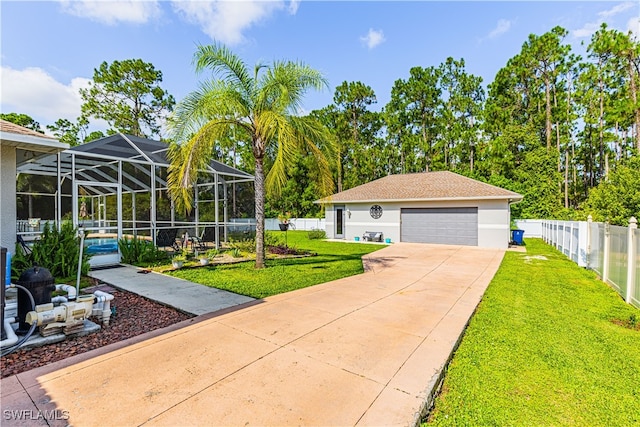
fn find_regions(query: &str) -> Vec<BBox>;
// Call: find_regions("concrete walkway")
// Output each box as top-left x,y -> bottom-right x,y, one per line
1,243 -> 505,426
88,265 -> 255,315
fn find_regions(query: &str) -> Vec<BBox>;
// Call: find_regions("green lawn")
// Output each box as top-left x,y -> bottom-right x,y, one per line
426,238 -> 640,426
166,230 -> 383,298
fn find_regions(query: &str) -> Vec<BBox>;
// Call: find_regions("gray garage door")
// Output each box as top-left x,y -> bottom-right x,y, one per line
401,207 -> 478,246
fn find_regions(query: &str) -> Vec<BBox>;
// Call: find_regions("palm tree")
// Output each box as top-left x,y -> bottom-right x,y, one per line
167,43 -> 334,268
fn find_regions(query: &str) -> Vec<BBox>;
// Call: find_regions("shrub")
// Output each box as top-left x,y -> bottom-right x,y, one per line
307,229 -> 326,240
267,245 -> 302,255
205,249 -> 219,259
229,248 -> 243,258
118,236 -> 167,265
265,232 -> 284,247
228,238 -> 255,253
12,221 -> 90,281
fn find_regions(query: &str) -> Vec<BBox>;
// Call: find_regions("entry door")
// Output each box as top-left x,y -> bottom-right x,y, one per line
335,205 -> 345,239
75,181 -> 122,267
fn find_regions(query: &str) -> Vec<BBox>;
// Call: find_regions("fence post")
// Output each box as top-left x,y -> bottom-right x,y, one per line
602,221 -> 610,284
586,215 -> 592,269
626,217 -> 637,304
569,221 -> 574,261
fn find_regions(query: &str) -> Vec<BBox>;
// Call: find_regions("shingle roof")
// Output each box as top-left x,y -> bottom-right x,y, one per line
318,171 -> 522,203
0,119 -> 56,139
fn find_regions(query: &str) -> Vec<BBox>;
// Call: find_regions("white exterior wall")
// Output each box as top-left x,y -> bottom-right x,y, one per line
0,145 -> 17,251
324,199 -> 512,248
325,205 -> 337,238
476,199 -> 512,248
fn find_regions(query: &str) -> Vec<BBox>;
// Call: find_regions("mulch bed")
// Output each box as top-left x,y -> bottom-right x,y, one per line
1,286 -> 193,378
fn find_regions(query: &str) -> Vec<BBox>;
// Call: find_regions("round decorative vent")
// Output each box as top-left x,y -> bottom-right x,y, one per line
370,205 -> 383,219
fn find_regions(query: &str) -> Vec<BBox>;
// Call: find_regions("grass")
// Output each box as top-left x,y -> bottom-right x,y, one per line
426,238 -> 640,426
165,230 -> 383,298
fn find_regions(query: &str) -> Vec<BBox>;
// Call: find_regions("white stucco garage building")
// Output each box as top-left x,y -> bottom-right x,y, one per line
317,171 -> 523,249
0,120 -> 68,250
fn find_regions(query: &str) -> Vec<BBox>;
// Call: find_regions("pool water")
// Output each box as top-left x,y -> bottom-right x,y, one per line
84,238 -> 118,254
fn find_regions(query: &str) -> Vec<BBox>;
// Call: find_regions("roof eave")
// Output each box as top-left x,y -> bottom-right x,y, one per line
1,131 -> 68,154
316,195 -> 523,204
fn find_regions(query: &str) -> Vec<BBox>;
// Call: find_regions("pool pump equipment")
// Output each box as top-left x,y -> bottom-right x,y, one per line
1,249 -> 114,356
25,294 -> 96,336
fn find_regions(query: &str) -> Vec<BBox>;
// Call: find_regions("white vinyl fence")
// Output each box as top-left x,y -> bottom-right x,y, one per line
265,218 -> 325,231
516,217 -> 639,309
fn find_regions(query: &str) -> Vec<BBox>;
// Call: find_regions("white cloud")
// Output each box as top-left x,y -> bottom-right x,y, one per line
598,2 -> 634,19
171,0 -> 286,46
360,28 -> 385,50
628,16 -> 640,40
288,0 -> 300,15
58,0 -> 162,25
573,1 -> 637,39
487,19 -> 512,39
0,66 -> 89,125
572,22 -> 601,38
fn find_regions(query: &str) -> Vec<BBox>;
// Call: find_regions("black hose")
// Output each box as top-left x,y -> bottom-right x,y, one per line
1,284 -> 37,357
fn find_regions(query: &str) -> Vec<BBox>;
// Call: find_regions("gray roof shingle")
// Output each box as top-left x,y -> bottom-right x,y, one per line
318,171 -> 522,203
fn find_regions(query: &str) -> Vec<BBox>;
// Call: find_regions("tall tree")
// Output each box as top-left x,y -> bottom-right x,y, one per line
167,43 -> 334,268
520,26 -> 570,150
437,57 -> 485,172
583,156 -> 640,225
387,66 -> 442,172
80,59 -> 175,138
331,81 -> 382,189
0,113 -> 43,133
46,117 -> 104,146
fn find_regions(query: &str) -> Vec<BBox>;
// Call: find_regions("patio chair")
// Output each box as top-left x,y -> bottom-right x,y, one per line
191,226 -> 222,251
155,228 -> 180,252
16,234 -> 33,259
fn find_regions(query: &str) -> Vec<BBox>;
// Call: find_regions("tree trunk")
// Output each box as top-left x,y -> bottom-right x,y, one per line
598,66 -> 605,178
545,76 -> 552,150
337,151 -> 343,193
564,154 -> 569,209
254,155 -> 266,269
629,60 -> 640,153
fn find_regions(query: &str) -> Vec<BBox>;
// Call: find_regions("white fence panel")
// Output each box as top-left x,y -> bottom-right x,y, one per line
608,225 -> 628,296
589,222 -> 604,278
265,218 -> 325,231
539,217 -> 638,309
541,220 -> 587,267
514,219 -> 543,238
634,228 -> 640,308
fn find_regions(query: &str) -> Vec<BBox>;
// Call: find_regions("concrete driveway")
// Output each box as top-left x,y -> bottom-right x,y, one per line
1,243 -> 505,426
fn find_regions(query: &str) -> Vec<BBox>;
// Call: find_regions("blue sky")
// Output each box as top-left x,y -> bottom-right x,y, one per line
1,1 -> 638,137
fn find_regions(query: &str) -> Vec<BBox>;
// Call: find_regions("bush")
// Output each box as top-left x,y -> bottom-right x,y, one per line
228,238 -> 256,253
229,248 -> 243,258
307,229 -> 326,240
265,232 -> 284,247
12,221 -> 91,281
267,245 -> 302,255
118,236 -> 168,265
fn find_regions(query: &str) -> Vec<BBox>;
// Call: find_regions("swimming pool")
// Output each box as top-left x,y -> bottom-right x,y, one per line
84,238 -> 119,255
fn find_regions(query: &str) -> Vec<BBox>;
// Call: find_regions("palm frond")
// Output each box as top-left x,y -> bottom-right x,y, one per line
167,120 -> 239,212
193,43 -> 253,98
265,114 -> 335,198
256,61 -> 328,115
